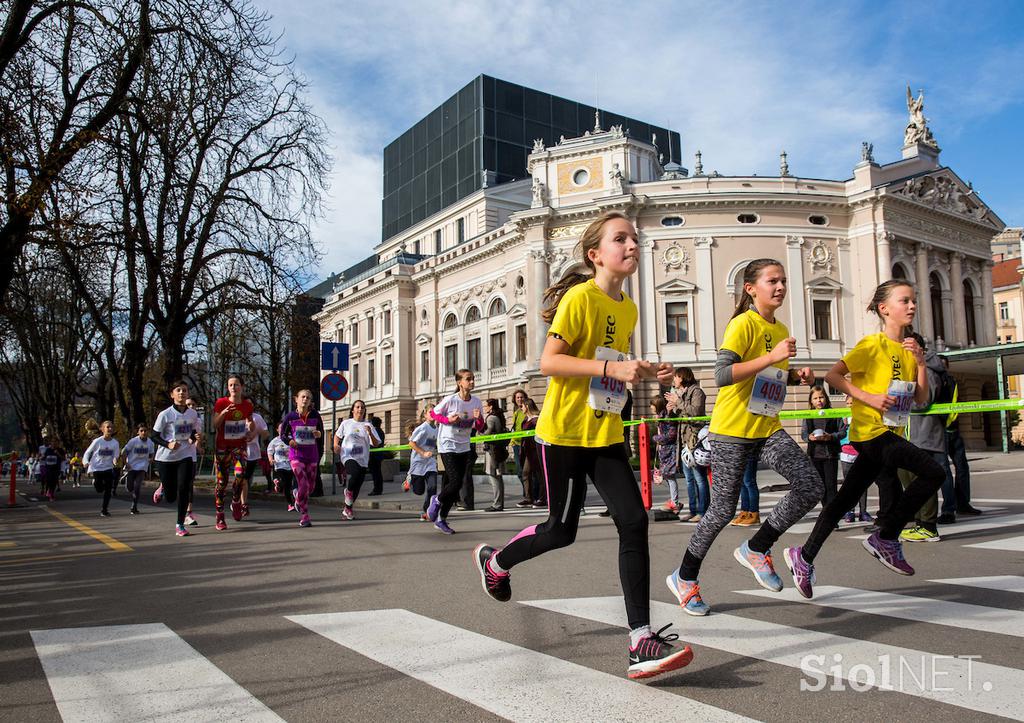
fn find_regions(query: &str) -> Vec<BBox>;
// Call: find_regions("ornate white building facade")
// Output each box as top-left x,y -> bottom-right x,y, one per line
315,110 -> 1004,447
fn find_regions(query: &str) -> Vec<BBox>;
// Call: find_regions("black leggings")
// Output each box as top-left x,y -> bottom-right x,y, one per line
94,470 -> 115,511
343,460 -> 368,503
812,457 -> 839,507
275,468 -> 295,505
495,443 -> 650,630
438,451 -> 474,519
156,459 -> 195,526
803,432 -> 944,562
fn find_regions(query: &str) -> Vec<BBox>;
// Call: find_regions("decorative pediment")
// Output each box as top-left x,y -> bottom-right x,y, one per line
805,275 -> 843,291
415,333 -> 432,345
377,338 -> 394,351
656,278 -> 697,296
507,303 -> 528,319
892,171 -> 996,226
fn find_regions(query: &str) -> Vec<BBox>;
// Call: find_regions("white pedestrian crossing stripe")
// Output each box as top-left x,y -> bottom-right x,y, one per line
736,585 -> 1024,639
965,535 -> 1024,552
930,575 -> 1024,594
522,596 -> 1024,720
286,609 -> 750,722
843,512 -> 1024,541
30,623 -> 283,722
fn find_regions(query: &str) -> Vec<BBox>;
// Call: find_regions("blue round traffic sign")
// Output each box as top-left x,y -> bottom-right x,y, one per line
320,373 -> 348,401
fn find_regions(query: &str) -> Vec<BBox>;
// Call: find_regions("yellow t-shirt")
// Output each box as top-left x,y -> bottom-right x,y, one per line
844,332 -> 918,442
709,310 -> 790,440
535,279 -> 638,447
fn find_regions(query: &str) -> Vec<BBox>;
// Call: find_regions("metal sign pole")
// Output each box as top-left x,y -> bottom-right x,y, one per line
331,399 -> 337,495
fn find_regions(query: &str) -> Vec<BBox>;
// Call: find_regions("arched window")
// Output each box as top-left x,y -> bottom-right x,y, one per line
963,280 -> 977,345
892,263 -> 909,279
930,272 -> 945,342
465,306 -> 481,323
442,313 -> 457,330
488,298 -> 506,316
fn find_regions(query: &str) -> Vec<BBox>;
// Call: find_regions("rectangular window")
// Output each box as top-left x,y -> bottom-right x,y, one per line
1000,302 -> 1009,321
384,354 -> 393,384
368,358 -> 376,387
457,217 -> 465,244
467,338 -> 480,371
444,344 -> 458,376
351,322 -> 359,346
384,310 -> 392,336
367,316 -> 375,341
352,363 -> 360,390
420,349 -> 430,381
813,299 -> 833,341
515,324 -> 527,362
665,301 -> 689,343
335,328 -> 343,343
384,410 -> 392,436
413,238 -> 420,255
434,228 -> 442,252
490,332 -> 506,367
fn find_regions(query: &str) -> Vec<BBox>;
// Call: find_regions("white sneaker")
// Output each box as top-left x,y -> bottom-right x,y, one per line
341,505 -> 354,520
184,514 -> 198,527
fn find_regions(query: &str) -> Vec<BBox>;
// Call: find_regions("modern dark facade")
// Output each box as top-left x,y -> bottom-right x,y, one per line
382,75 -> 681,241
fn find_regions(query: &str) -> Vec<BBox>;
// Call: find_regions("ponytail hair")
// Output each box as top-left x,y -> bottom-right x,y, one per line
867,279 -> 915,319
542,211 -> 631,324
731,258 -> 785,319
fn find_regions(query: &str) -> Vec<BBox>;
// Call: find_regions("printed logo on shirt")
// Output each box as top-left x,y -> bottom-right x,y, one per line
891,354 -> 902,380
602,314 -> 617,347
764,332 -> 774,353
98,448 -> 114,457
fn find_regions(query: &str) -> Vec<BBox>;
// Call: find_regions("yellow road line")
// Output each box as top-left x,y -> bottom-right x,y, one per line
41,508 -> 133,552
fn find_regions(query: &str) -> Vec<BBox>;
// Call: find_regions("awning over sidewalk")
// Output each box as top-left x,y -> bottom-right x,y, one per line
942,341 -> 1024,453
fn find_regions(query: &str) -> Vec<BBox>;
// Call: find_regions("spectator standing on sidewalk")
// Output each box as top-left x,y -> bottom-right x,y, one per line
938,356 -> 981,521
483,399 -> 509,512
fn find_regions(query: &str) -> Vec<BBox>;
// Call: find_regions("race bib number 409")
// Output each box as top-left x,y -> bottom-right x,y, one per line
882,380 -> 916,428
588,346 -> 627,414
747,368 -> 787,418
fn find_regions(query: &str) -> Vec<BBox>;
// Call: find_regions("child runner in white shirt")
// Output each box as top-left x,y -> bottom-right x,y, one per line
83,421 -> 120,517
121,423 -> 155,515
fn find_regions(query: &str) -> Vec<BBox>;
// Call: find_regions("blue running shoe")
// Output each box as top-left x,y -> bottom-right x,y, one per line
665,570 -> 710,616
434,519 -> 454,535
426,494 -> 441,522
733,540 -> 783,592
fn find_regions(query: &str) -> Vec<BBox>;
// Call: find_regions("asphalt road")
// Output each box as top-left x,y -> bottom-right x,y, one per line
1,459 -> 1023,722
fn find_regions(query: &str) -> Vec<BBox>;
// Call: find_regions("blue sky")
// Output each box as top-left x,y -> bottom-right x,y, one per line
257,0 -> 1024,279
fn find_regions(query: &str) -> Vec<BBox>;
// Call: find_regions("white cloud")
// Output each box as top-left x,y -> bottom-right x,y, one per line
259,0 -> 1024,279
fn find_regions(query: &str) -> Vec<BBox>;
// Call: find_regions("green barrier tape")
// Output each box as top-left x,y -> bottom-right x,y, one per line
366,397 -> 1024,453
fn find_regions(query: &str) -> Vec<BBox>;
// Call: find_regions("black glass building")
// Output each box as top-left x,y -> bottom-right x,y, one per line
382,75 -> 681,241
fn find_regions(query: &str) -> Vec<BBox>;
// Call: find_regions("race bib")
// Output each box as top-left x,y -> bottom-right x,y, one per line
747,368 -> 787,417
173,422 -> 193,443
132,447 -> 149,456
224,419 -> 247,440
274,448 -> 290,464
98,448 -> 114,458
588,346 -> 628,413
294,426 -> 316,445
45,455 -> 59,465
882,380 -> 916,428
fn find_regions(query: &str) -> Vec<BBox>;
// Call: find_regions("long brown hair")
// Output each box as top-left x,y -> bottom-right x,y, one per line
732,258 -> 785,319
541,211 -> 631,324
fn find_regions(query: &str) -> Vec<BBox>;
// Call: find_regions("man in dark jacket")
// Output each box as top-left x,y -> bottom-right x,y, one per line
899,334 -> 954,542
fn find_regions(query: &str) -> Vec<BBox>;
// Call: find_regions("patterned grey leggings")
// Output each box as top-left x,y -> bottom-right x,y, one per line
686,430 -> 823,560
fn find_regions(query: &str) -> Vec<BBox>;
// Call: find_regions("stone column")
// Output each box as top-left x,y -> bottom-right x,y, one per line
837,238 -> 858,348
694,236 -> 717,361
396,302 -> 413,396
785,236 -> 809,356
939,291 -> 953,348
876,231 -> 894,282
915,242 -> 934,341
950,252 -> 967,347
637,234 -> 658,361
528,248 -> 550,366
982,260 -> 997,346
